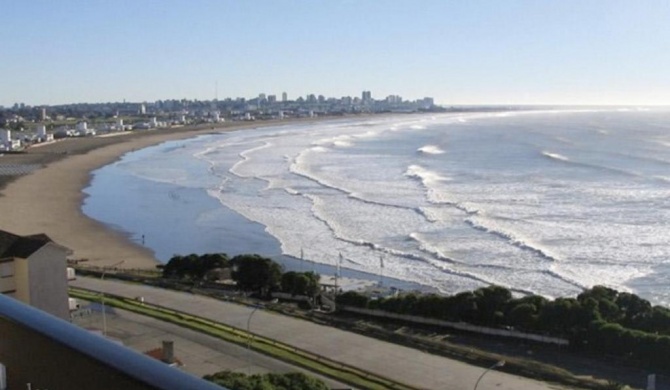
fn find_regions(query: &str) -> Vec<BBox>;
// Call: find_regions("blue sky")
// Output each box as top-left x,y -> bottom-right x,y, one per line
2,1 -> 669,106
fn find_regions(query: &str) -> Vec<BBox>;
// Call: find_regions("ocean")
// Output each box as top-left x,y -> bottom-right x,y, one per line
82,109 -> 670,305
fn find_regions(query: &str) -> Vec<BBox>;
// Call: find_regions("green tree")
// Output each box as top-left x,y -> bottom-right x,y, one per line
473,285 -> 512,325
162,253 -> 229,280
231,254 -> 283,296
204,371 -> 328,390
336,291 -> 369,308
615,292 -> 652,329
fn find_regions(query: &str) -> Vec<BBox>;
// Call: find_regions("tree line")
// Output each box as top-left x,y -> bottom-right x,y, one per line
337,285 -> 670,370
160,253 -> 320,298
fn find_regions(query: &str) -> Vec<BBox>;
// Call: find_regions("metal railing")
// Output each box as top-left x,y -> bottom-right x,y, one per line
0,293 -> 225,390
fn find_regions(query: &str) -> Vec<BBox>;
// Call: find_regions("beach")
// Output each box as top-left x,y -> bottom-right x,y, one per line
0,122 -> 290,269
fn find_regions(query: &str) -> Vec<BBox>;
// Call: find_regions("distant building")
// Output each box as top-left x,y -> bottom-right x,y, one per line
35,124 -> 54,142
76,121 -> 88,132
282,92 -> 288,102
267,95 -> 277,104
0,129 -> 21,151
362,90 -> 372,102
0,230 -> 71,320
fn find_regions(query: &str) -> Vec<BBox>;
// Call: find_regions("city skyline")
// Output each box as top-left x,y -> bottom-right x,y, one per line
2,1 -> 670,107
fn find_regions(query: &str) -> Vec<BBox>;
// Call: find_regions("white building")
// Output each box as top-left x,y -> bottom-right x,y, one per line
0,129 -> 21,151
0,230 -> 71,320
35,124 -> 54,142
76,122 -> 88,132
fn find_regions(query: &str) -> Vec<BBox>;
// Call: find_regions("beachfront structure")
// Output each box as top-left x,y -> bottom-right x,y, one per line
0,129 -> 21,151
35,124 -> 54,142
0,230 -> 71,320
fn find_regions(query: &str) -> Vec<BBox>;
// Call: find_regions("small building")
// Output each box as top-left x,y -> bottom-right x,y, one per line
0,129 -> 21,151
35,124 -> 54,142
0,230 -> 72,320
144,340 -> 182,367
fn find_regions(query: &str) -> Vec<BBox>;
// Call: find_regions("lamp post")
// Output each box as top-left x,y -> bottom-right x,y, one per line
101,260 -> 125,336
473,360 -> 505,390
246,305 -> 263,375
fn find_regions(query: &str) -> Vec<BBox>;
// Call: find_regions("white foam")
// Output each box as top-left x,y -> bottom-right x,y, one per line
417,145 -> 445,155
542,151 -> 569,161
405,165 -> 449,185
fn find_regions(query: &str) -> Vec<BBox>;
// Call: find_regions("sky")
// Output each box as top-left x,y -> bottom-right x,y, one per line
1,1 -> 670,107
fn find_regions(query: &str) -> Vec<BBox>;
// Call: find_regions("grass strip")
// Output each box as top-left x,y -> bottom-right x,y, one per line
70,288 -> 417,390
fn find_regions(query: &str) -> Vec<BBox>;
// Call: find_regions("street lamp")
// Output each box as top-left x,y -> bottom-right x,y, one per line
246,304 -> 263,375
101,260 -> 124,336
473,360 -> 505,390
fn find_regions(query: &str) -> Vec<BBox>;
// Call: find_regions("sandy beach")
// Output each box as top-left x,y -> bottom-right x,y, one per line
0,122 -> 293,269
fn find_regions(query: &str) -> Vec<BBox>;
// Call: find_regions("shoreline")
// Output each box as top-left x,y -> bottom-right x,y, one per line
0,118 -> 351,269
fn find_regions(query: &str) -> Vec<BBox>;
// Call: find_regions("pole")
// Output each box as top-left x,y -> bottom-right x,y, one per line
246,306 -> 262,375
473,361 -> 505,390
101,260 -> 125,336
379,255 -> 384,287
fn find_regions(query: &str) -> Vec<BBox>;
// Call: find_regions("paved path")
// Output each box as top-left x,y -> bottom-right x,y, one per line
72,277 -> 568,390
72,303 -> 350,388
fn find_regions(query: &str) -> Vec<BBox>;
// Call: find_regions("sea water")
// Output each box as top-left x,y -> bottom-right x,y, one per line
83,109 -> 670,304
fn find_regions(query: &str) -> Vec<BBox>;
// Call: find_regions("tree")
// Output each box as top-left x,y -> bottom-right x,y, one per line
231,254 -> 283,296
280,271 -> 319,297
162,253 -> 229,280
336,291 -> 369,308
507,303 -> 538,330
204,371 -> 328,390
473,285 -> 512,325
615,292 -> 652,329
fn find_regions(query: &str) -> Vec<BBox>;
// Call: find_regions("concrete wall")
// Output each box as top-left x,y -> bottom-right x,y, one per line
0,261 -> 15,294
26,244 -> 70,320
13,258 -> 30,304
0,316 -> 156,390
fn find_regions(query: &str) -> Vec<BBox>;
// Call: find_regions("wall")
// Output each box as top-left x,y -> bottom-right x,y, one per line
0,316 -> 155,390
26,243 -> 70,320
0,261 -> 15,294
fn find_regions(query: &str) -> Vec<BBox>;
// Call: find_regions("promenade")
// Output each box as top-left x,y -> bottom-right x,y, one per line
72,277 -> 567,390
73,304 -> 349,388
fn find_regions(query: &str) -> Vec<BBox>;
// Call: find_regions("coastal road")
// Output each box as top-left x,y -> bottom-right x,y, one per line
72,277 -> 569,390
72,304 -> 350,388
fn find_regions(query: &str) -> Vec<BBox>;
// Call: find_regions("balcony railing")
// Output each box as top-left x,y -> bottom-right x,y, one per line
0,293 -> 225,390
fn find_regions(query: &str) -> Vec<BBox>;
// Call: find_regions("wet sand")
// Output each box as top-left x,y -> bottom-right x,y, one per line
0,122 -> 292,268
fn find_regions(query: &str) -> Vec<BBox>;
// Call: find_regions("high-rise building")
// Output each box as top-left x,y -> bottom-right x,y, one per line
268,95 -> 277,104
282,92 -> 288,102
362,91 -> 372,102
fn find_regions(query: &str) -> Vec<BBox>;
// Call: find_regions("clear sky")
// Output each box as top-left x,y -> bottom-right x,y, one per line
2,1 -> 669,106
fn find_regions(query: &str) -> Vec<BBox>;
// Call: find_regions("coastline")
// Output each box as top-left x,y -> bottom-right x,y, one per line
0,119 -> 336,269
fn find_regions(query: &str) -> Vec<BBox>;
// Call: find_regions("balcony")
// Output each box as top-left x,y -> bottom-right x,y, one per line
0,293 -> 225,390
